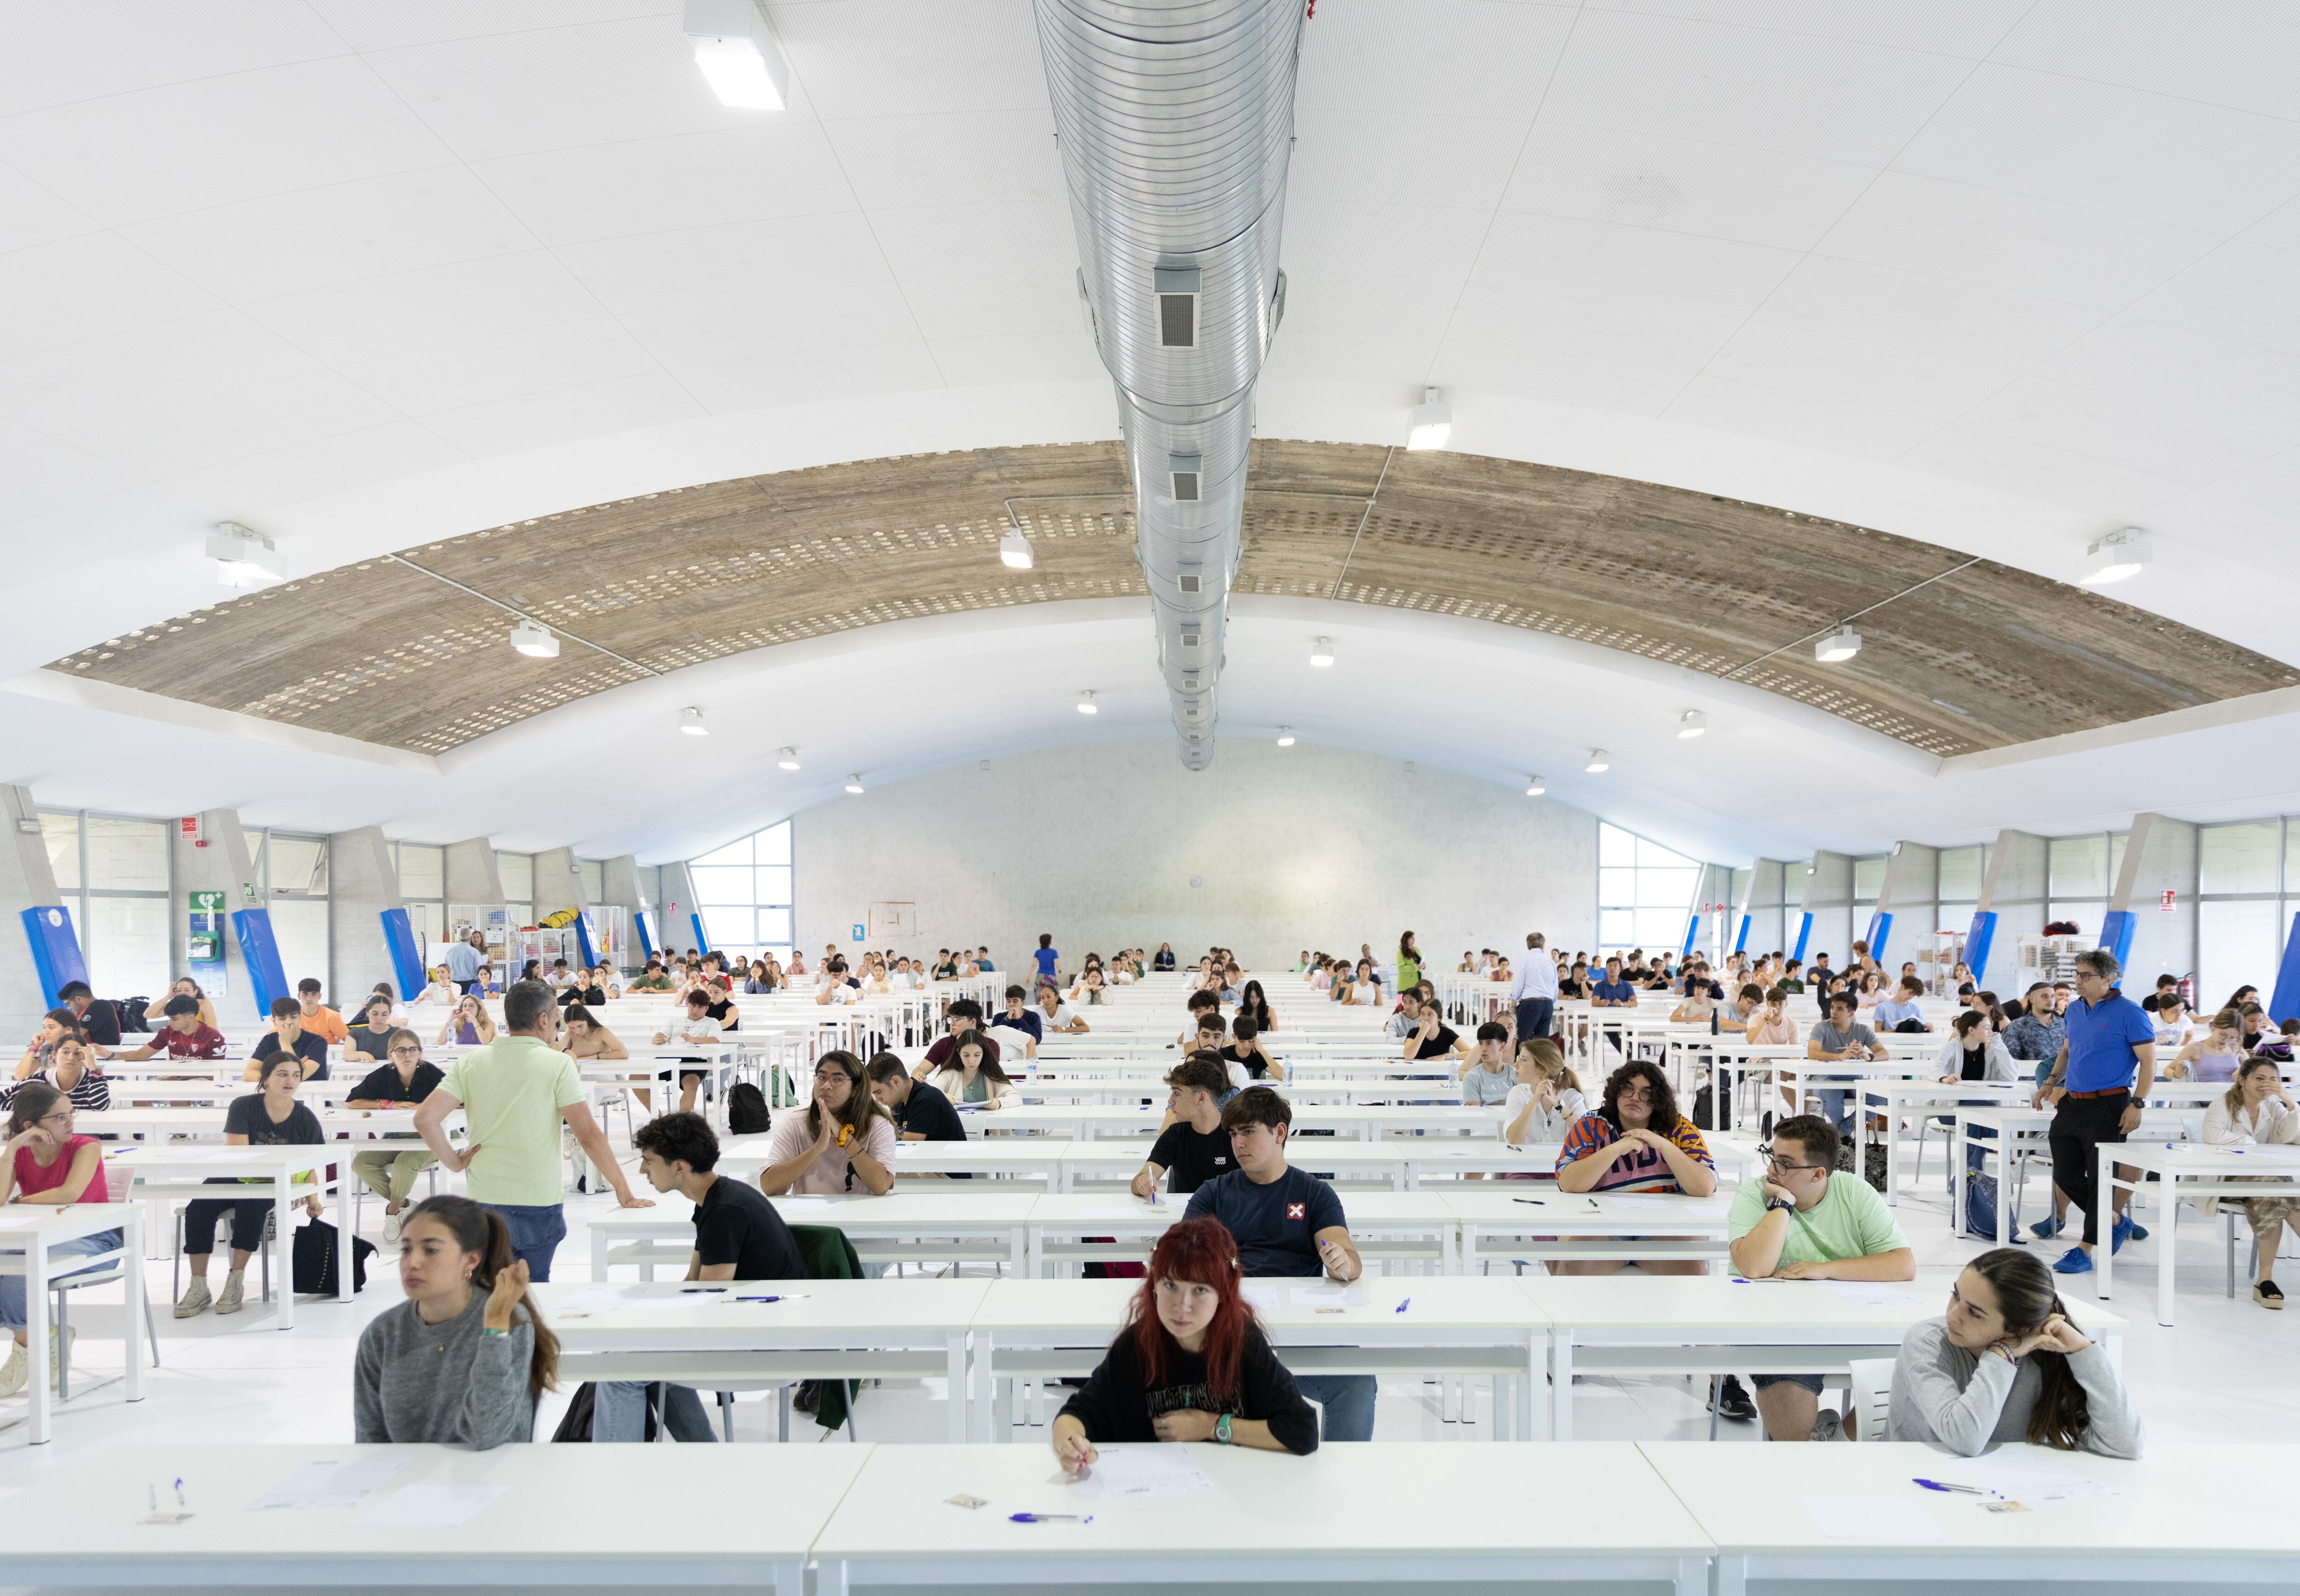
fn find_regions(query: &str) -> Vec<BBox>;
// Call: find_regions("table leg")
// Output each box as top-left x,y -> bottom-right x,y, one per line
334,1160 -> 351,1304
27,1227 -> 52,1443
2094,1145 -> 2115,1304
946,1329 -> 968,1443
1885,1090 -> 1899,1206
275,1183 -> 296,1330
1713,1553 -> 1747,1596
2157,1174 -> 2178,1328
1550,1334 -> 1573,1441
124,1206 -> 147,1402
592,1223 -> 610,1281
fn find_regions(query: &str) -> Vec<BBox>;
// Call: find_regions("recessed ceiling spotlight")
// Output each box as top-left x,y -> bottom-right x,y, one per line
776,746 -> 801,769
1077,690 -> 1098,715
679,706 -> 708,737
1585,750 -> 1610,773
1276,727 -> 1295,746
999,528 -> 1035,569
206,522 -> 282,588
1676,710 -> 1707,739
1525,775 -> 1546,796
1309,636 -> 1334,667
1814,626 -> 1862,663
843,774 -> 865,795
1406,385 -> 1451,451
684,0 -> 788,109
507,619 -> 558,659
2081,526 -> 2152,585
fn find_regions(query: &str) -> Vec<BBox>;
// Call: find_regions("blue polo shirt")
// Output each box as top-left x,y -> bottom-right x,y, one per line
2063,990 -> 2156,1093
1592,978 -> 1637,1004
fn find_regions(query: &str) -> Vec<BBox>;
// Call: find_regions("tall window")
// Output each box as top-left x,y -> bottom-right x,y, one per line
497,852 -> 535,930
1597,823 -> 1698,955
250,830 -> 330,994
1938,844 -> 1987,935
38,811 -> 171,1004
690,822 -> 794,963
395,843 -> 447,957
2198,820 -> 2284,1007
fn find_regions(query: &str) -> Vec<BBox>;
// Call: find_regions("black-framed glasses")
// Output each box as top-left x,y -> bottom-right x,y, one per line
1758,1142 -> 1828,1172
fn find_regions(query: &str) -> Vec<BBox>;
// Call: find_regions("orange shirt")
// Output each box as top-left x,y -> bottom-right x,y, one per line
297,1005 -> 348,1043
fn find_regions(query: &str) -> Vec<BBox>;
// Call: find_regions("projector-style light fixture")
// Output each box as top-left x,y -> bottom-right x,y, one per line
1276,727 -> 1295,746
679,706 -> 708,737
777,747 -> 801,770
207,522 -> 282,588
1077,691 -> 1098,715
843,774 -> 865,795
999,528 -> 1035,569
1814,626 -> 1862,663
1525,775 -> 1546,796
1585,750 -> 1610,773
684,0 -> 788,109
1677,710 -> 1707,739
1406,385 -> 1451,451
508,619 -> 558,659
2081,527 -> 2152,585
1309,637 -> 1334,668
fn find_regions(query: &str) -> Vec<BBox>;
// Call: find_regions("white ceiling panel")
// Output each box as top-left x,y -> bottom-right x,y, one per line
2146,487 -> 2298,572
899,273 -> 1087,341
1954,374 -> 2290,488
1894,426 -> 2197,521
1296,0 -> 1576,121
0,232 -> 219,362
1283,199 -> 1496,285
1662,374 -> 1946,463
1498,123 -> 1874,252
553,212 -> 895,312
926,330 -> 1106,388
1538,8 -> 1973,166
417,371 -> 703,457
821,109 -> 1062,210
1594,0 -> 2030,56
473,124 -> 858,246
162,421 -> 474,520
240,251 -> 608,368
866,200 -> 1079,282
1752,255 -> 2103,370
121,166 -> 537,303
1259,331 -> 1444,389
1991,0 -> 2300,121
0,435 -> 146,531
1275,271 -> 1463,343
1288,108 -> 1528,212
1814,170 -> 2219,311
1698,320 -> 2020,424
1894,65 -> 2300,237
62,370 -> 408,482
341,317 -> 666,416
1446,280 -> 1742,372
772,0 -> 1046,119
1430,340 -> 1690,417
670,341 -> 946,415
0,0 -> 350,115
616,280 -> 923,368
2125,243 -> 2300,362
2197,446 -> 2300,518
5,56 -> 457,226
0,310 -> 320,435
1469,212 -> 1801,317
307,0 -> 678,53
2035,317 -> 2300,442
2239,198 -> 2300,256
0,163 -> 101,255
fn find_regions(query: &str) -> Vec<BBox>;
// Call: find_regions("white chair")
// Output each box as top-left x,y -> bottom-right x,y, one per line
50,1191 -> 162,1403
1846,1357 -> 1894,1442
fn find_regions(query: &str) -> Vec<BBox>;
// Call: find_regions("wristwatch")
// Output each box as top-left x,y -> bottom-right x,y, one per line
1766,1196 -> 1795,1214
1214,1412 -> 1234,1445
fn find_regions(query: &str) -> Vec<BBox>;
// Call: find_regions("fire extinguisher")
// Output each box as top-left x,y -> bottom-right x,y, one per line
2178,973 -> 2196,1011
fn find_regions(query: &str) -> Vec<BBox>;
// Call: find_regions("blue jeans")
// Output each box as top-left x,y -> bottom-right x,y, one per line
594,1381 -> 719,1442
1294,1373 -> 1377,1441
1817,1089 -> 1852,1132
1514,999 -> 1554,1045
483,1203 -> 566,1283
0,1233 -> 121,1329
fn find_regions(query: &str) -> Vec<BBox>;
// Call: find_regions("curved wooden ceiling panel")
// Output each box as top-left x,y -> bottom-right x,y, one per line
49,442 -> 2292,757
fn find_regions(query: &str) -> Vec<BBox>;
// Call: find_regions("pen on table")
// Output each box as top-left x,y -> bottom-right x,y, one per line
1511,1196 -> 1545,1206
1913,1479 -> 1988,1495
1010,1512 -> 1090,1523
1587,1197 -> 1600,1210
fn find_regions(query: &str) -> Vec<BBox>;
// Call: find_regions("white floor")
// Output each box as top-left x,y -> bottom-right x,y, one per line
2,1147 -> 2294,1493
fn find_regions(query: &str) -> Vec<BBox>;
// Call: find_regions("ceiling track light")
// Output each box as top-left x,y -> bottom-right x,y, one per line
206,521 -> 282,588
507,618 -> 559,659
1584,750 -> 1610,773
1814,626 -> 1862,663
843,774 -> 865,795
1276,727 -> 1295,746
1077,690 -> 1098,715
1309,636 -> 1334,667
999,528 -> 1035,569
776,747 -> 801,770
679,706 -> 708,737
684,0 -> 788,109
1406,385 -> 1451,451
1676,710 -> 1707,739
2082,526 -> 2152,585
1525,775 -> 1546,796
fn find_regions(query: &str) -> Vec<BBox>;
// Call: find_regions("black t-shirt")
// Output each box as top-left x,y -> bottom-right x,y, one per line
1147,1119 -> 1234,1193
1958,1046 -> 1990,1082
1558,978 -> 1588,999
76,999 -> 121,1046
1183,1166 -> 1346,1277
253,1029 -> 331,1080
349,1061 -> 443,1105
1407,1023 -> 1460,1061
224,1095 -> 324,1145
698,1176 -> 805,1280
1057,1322 -> 1319,1454
1220,1043 -> 1272,1080
558,984 -> 609,1007
702,999 -> 737,1032
892,1078 -> 968,1142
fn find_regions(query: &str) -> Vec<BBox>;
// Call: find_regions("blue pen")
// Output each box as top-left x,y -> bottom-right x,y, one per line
1010,1512 -> 1091,1523
1394,1297 -> 1410,1314
1913,1478 -> 1986,1495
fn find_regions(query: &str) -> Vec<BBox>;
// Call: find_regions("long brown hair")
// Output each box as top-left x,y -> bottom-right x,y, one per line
401,1195 -> 559,1403
2225,1056 -> 2281,1119
6,1081 -> 64,1138
1968,1247 -> 2091,1449
805,1049 -> 892,1140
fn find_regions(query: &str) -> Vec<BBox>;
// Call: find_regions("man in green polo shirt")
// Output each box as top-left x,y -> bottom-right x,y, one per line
414,979 -> 650,1280
1727,1114 -> 1914,1441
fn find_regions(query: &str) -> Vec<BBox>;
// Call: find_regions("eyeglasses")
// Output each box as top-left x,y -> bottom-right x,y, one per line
389,1046 -> 423,1057
1758,1143 -> 1828,1172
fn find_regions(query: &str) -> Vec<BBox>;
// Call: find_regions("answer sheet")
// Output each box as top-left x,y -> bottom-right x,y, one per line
250,1458 -> 408,1510
1075,1444 -> 1213,1498
355,1485 -> 508,1527
1802,1496 -> 1946,1541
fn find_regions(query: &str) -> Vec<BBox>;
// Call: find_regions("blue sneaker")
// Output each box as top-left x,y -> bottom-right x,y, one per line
2029,1215 -> 2064,1239
2111,1212 -> 2135,1254
2052,1246 -> 2094,1275
2128,1223 -> 2149,1241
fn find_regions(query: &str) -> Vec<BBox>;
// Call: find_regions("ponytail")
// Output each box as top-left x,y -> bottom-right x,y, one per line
401,1195 -> 560,1402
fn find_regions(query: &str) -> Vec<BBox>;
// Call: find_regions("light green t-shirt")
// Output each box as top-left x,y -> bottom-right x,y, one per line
1729,1171 -> 1909,1269
440,1035 -> 584,1208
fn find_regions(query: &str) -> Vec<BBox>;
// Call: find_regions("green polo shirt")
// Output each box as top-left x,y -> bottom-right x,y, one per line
440,1035 -> 584,1208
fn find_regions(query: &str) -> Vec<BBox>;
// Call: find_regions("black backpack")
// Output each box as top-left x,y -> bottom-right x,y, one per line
114,998 -> 151,1034
291,1219 -> 374,1295
726,1081 -> 771,1136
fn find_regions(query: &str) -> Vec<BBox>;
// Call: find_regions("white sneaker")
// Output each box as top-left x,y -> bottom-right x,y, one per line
172,1279 -> 213,1319
0,1340 -> 25,1398
49,1325 -> 76,1389
383,1209 -> 402,1244
215,1271 -> 246,1315
1808,1409 -> 1844,1443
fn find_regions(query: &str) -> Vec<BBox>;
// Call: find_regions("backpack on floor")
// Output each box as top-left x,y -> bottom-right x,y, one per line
1691,1081 -> 1732,1131
1962,1170 -> 2000,1239
291,1218 -> 374,1295
1862,1141 -> 1890,1195
726,1081 -> 771,1136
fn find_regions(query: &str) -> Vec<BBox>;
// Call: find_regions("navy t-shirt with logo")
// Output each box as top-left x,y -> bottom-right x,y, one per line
1183,1165 -> 1345,1277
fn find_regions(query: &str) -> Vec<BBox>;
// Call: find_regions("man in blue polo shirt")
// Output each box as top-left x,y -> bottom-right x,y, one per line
2035,948 -> 2156,1274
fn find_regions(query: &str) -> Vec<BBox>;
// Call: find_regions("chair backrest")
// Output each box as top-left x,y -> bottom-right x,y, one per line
1846,1356 -> 1894,1441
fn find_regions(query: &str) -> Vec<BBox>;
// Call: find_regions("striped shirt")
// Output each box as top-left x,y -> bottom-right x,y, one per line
1,1068 -> 111,1114
1554,1112 -> 1713,1193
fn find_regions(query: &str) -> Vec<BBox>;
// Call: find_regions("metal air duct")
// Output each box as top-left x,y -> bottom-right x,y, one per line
1033,0 -> 1303,769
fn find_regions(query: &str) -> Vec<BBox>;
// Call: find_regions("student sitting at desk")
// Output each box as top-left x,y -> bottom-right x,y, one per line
242,997 -> 329,1083
1403,1001 -> 1469,1068
2201,1058 -> 2300,1308
345,1029 -> 443,1244
1729,1114 -> 1915,1441
14,1009 -> 84,1081
1890,1247 -> 2143,1455
0,1082 -> 120,1398
437,992 -> 496,1050
144,977 -> 221,1031
343,993 -> 398,1068
1459,1021 -> 1516,1105
926,1036 -> 1020,1109
1053,1216 -> 1321,1470
914,1001 -> 1000,1079
1502,1039 -> 1585,1147
108,994 -> 224,1067
356,1195 -> 557,1449
0,1036 -> 109,1114
1873,976 -> 1931,1034
760,1051 -> 896,1196
1554,1061 -> 1717,1205
590,1112 -> 807,1442
1133,1055 -> 1236,1198
652,987 -> 736,1116
1219,1015 -> 1283,1083
1182,1086 -> 1373,1441
866,1053 -> 967,1143
2163,1008 -> 2246,1084
178,1052 -> 326,1319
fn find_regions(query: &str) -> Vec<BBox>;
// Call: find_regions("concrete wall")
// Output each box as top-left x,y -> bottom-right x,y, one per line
658,862 -> 700,957
0,785 -> 65,1039
328,826 -> 408,1006
1800,851 -> 1855,970
790,740 -> 1598,972
1977,830 -> 2048,995
170,809 -> 266,1025
1740,859 -> 1789,960
1877,842 -> 1939,968
444,838 -> 507,908
2113,813 -> 2199,993
532,847 -> 584,920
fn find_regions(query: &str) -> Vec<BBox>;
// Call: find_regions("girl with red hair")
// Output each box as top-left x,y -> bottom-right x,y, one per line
1052,1217 -> 1320,1471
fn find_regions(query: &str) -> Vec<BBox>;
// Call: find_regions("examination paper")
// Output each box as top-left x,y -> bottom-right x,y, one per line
1075,1444 -> 1213,1498
1602,1194 -> 1673,1210
554,1282 -> 726,1313
355,1485 -> 508,1528
1802,1496 -> 1946,1542
251,1458 -> 408,1510
1953,1450 -> 2118,1501
1289,1281 -> 1369,1307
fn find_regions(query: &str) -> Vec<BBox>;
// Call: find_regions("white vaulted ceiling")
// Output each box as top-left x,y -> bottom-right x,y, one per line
4,1 -> 2299,861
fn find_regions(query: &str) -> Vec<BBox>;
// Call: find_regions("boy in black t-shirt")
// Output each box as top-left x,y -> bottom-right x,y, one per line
1182,1086 -> 1374,1441
1132,1055 -> 1235,1198
245,997 -> 330,1081
864,1055 -> 968,1142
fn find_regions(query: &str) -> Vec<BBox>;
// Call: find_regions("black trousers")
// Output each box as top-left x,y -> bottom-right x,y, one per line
2047,1090 -> 2129,1247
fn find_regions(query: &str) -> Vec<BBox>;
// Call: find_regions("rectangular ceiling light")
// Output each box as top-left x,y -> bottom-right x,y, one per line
1168,451 -> 1201,502
1155,263 -> 1201,349
685,0 -> 789,110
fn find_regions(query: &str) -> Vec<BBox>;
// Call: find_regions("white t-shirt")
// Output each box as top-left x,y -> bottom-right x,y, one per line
1038,1003 -> 1080,1031
985,1022 -> 1037,1060
1501,1082 -> 1587,1145
821,981 -> 861,1005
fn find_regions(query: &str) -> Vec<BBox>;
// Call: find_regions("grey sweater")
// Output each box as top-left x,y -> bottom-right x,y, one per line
354,1292 -> 536,1449
1887,1317 -> 2144,1458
